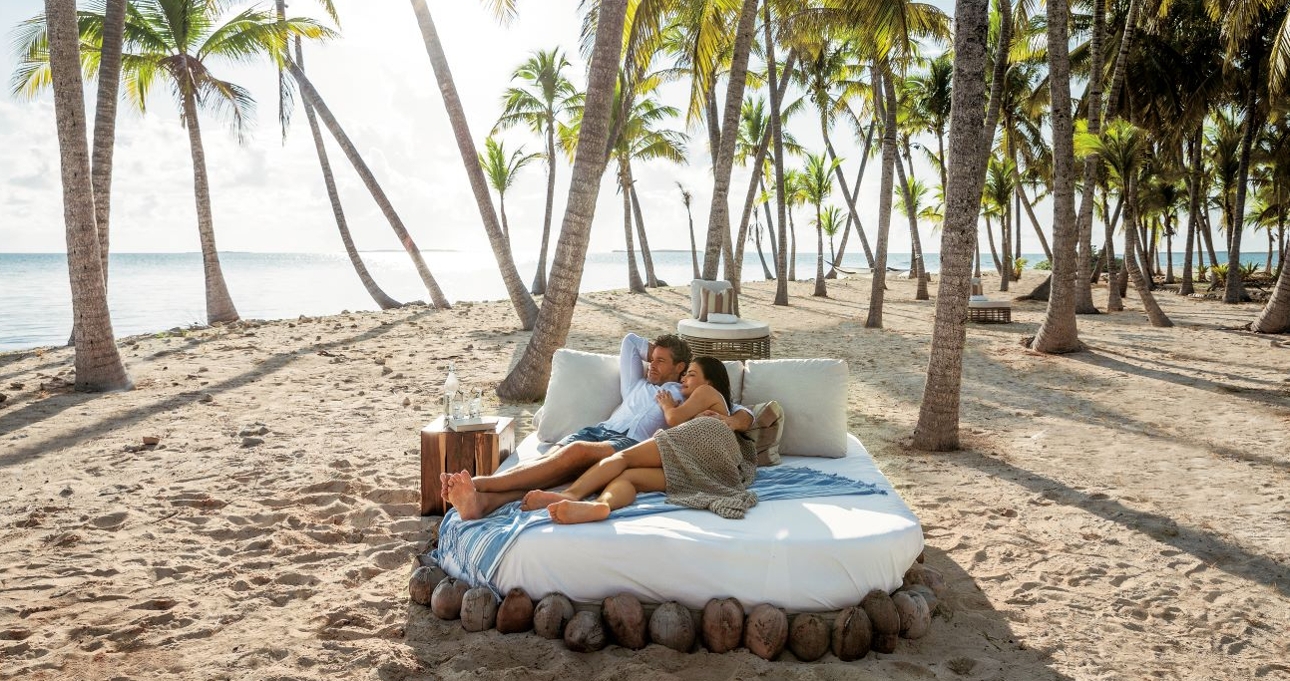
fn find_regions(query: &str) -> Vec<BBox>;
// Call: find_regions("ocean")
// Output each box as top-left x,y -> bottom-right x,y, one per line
0,249 -> 1273,352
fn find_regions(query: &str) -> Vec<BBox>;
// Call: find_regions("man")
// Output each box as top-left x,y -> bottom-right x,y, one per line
444,332 -> 752,519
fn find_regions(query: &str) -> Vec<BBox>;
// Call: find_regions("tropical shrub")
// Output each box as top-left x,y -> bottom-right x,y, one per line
1034,259 -> 1052,270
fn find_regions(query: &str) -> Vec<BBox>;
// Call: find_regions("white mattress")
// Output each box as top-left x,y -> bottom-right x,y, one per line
452,433 -> 923,612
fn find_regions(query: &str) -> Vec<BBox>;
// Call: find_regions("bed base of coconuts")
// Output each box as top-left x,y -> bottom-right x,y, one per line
408,552 -> 945,661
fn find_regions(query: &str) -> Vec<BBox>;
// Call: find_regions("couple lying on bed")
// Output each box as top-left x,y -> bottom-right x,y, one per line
442,333 -> 759,524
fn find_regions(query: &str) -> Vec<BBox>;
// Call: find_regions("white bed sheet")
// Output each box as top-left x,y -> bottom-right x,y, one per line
453,433 -> 923,612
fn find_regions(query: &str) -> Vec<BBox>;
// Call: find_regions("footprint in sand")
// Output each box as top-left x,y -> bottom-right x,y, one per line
89,511 -> 129,531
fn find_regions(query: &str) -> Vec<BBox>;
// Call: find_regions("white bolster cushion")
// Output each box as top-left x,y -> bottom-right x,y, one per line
536,349 -> 622,443
741,358 -> 848,458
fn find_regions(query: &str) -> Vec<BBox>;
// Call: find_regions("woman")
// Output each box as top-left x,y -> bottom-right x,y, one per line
521,356 -> 758,524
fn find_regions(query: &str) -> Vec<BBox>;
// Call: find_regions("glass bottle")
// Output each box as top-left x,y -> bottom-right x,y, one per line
443,362 -> 459,419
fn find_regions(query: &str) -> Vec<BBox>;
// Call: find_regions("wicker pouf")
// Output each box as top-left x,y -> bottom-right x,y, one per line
968,300 -> 1012,323
677,318 -> 772,361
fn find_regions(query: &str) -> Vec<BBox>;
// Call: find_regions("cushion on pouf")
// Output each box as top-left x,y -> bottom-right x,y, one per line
690,279 -> 732,319
534,349 -> 623,443
741,359 -> 848,458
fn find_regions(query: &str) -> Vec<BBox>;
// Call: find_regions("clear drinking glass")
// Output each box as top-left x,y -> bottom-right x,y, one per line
469,388 -> 483,419
450,391 -> 466,421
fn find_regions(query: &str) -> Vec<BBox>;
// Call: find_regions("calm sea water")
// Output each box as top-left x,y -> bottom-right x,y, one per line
0,248 -> 1271,352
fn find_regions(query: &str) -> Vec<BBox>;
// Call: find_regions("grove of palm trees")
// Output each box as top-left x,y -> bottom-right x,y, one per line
1,0 -> 1287,679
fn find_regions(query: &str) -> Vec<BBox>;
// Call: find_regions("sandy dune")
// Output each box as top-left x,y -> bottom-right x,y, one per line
1,272 -> 1287,680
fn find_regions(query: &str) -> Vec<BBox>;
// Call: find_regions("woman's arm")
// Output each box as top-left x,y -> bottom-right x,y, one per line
656,385 -> 728,426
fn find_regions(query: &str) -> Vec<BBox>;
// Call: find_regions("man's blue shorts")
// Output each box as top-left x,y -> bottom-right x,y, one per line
556,425 -> 639,452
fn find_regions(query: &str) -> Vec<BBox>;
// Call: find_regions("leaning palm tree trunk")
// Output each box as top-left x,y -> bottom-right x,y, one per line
701,0 -> 761,280
409,1 -> 538,328
621,166 -> 646,293
1073,0 -> 1108,313
285,61 -> 449,309
295,43 -> 401,310
628,165 -> 659,287
825,123 -> 876,270
755,220 -> 774,279
180,88 -> 239,324
532,119 -> 558,295
91,0 -> 126,287
1124,177 -> 1172,326
46,0 -> 130,391
733,52 -> 797,290
1029,0 -> 1083,353
498,0 -> 628,401
913,0 -> 996,451
894,150 -> 929,300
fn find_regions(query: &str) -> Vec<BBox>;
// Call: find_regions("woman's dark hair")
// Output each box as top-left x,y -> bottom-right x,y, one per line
691,356 -> 732,412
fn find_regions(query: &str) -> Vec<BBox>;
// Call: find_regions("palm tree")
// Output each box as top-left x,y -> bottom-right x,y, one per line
801,152 -> 841,297
819,205 -> 844,265
913,0 -> 1002,451
480,136 -> 542,245
784,168 -> 807,281
408,0 -> 538,329
42,0 -> 130,392
494,48 -> 577,295
982,156 -> 1016,288
1080,120 -> 1173,327
15,0 -> 334,324
677,182 -> 700,279
700,0 -> 761,281
1028,0 -> 1082,353
498,0 -> 628,401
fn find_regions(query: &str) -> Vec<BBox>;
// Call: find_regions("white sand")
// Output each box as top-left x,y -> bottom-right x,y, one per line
1,272 -> 1287,680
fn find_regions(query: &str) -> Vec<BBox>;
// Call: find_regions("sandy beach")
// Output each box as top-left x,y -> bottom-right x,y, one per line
2,272 -> 1288,680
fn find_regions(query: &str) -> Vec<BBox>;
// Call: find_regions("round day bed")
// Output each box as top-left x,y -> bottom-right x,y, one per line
433,350 -> 924,613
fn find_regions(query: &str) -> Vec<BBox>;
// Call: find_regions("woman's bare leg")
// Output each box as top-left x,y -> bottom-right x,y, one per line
547,468 -> 667,524
560,439 -> 662,501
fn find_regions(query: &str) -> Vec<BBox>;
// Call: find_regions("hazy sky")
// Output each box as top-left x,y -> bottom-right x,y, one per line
0,0 -> 1032,258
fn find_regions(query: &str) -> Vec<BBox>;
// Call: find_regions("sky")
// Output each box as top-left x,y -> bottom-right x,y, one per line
0,0 -> 1041,258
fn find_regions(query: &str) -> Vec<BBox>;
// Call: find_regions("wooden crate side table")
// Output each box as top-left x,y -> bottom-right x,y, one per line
419,416 -> 515,516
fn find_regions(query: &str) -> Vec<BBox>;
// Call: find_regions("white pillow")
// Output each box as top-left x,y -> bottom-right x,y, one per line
741,359 -> 848,458
722,360 -> 744,405
536,350 -> 622,443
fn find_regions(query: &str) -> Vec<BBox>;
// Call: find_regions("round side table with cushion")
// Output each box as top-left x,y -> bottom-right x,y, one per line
677,318 -> 771,361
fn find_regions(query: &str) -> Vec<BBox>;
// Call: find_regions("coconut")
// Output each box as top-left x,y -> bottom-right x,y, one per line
903,563 -> 947,599
564,610 -> 607,652
861,589 -> 901,653
429,578 -> 470,620
831,605 -> 872,661
496,588 -> 534,634
460,587 -> 498,632
787,613 -> 830,662
603,593 -> 648,650
892,590 -> 931,639
408,564 -> 447,605
533,593 -> 575,639
743,604 -> 788,661
701,597 -> 744,654
648,601 -> 695,653
906,584 -> 939,614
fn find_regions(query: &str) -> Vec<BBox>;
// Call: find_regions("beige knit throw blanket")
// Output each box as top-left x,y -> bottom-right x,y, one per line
654,417 -> 759,518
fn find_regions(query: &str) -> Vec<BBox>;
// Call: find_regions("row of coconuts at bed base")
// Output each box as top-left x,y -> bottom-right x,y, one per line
407,554 -> 946,661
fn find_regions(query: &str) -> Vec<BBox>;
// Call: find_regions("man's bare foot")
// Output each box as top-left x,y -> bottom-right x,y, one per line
521,489 -> 572,511
446,471 -> 488,521
547,500 -> 612,525
440,471 -> 454,500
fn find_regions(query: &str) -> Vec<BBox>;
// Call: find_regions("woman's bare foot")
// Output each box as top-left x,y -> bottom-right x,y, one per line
521,489 -> 572,511
547,500 -> 611,525
446,471 -> 488,521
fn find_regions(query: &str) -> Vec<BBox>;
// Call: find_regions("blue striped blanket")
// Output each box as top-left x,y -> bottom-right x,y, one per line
432,465 -> 885,596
